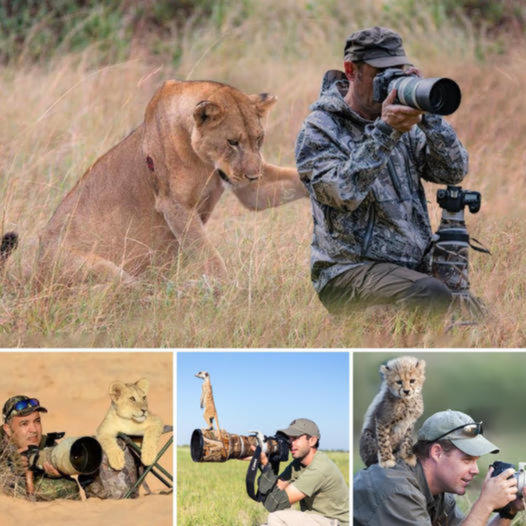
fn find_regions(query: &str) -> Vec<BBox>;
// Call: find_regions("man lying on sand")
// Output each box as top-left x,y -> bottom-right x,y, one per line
0,395 -> 142,500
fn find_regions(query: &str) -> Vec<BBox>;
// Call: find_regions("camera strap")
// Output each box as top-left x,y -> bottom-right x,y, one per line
245,445 -> 262,501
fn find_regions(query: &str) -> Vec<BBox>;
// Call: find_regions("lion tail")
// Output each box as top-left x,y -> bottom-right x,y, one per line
0,232 -> 19,267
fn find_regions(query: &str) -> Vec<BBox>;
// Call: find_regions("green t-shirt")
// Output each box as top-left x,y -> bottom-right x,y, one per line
279,450 -> 349,526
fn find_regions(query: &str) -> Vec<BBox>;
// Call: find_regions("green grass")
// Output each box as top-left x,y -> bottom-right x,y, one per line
177,446 -> 349,526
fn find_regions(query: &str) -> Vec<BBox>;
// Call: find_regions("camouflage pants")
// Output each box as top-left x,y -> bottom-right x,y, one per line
81,438 -> 140,499
318,262 -> 451,315
33,475 -> 80,501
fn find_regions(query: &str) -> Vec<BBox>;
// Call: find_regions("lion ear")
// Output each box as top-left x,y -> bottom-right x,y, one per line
249,93 -> 277,117
135,378 -> 150,394
109,381 -> 125,402
193,100 -> 223,127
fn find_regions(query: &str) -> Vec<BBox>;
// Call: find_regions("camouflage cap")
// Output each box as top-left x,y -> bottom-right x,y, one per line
418,409 -> 499,457
278,418 -> 320,439
2,395 -> 47,422
344,26 -> 412,68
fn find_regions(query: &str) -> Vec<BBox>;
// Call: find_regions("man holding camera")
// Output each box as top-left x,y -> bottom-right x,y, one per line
255,418 -> 349,526
295,26 -> 469,314
354,410 -> 526,525
0,395 -> 80,500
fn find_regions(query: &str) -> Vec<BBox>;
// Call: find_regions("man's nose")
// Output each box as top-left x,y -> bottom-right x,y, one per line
471,462 -> 479,475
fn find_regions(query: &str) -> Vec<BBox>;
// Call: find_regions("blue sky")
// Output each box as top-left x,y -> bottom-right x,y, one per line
177,352 -> 349,451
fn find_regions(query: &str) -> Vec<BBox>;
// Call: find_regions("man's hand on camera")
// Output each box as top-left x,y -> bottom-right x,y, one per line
381,88 -> 423,133
17,447 -> 29,470
18,447 -> 61,476
41,461 -> 61,477
242,444 -> 269,467
479,467 -> 519,511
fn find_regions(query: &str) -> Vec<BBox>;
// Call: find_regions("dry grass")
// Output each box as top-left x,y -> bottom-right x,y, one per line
0,1 -> 525,347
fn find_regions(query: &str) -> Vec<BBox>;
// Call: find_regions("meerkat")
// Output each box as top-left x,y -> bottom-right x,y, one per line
195,371 -> 222,441
359,356 -> 425,468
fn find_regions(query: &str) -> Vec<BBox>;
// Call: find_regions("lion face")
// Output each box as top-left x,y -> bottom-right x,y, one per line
109,378 -> 150,423
190,91 -> 277,185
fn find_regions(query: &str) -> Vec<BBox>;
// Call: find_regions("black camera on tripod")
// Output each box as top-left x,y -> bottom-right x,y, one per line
437,186 -> 481,214
430,185 -> 489,316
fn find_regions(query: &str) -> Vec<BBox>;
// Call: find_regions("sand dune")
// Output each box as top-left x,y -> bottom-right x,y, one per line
0,351 -> 173,526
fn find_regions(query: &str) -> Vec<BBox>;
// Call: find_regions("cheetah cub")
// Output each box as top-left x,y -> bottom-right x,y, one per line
359,356 -> 425,468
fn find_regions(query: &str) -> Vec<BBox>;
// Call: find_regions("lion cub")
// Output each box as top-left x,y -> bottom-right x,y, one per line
359,356 -> 425,468
96,378 -> 164,471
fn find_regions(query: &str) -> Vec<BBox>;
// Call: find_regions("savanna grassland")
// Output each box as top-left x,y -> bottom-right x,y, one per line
1,0 -> 526,347
177,445 -> 349,526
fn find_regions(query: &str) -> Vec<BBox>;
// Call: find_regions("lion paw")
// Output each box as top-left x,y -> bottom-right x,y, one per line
141,447 -> 157,466
108,449 -> 126,471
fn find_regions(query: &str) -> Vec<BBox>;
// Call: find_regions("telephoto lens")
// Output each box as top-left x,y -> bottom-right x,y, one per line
190,429 -> 287,462
373,68 -> 461,115
37,436 -> 103,475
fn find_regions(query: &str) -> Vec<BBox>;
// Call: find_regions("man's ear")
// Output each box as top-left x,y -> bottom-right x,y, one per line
429,442 -> 443,462
344,61 -> 355,81
2,422 -> 12,437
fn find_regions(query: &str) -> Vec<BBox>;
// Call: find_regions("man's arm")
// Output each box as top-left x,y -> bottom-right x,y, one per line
295,116 -> 401,212
413,113 -> 469,185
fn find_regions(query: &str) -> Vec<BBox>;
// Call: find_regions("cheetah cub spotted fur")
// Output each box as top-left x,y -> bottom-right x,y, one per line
359,356 -> 425,468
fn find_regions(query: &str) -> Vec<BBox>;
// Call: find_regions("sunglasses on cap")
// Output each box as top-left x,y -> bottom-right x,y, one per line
431,421 -> 484,442
4,398 -> 40,420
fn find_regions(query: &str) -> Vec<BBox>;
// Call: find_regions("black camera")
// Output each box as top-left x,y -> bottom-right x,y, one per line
490,461 -> 526,517
372,68 -> 461,115
491,461 -> 526,495
436,186 -> 481,214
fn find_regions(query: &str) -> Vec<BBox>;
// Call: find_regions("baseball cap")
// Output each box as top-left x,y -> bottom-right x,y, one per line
278,418 -> 320,439
344,26 -> 412,68
418,409 -> 499,457
2,395 -> 47,422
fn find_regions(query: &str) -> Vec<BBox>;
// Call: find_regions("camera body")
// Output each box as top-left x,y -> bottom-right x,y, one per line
372,67 -> 461,115
437,186 -> 481,214
491,461 -> 526,495
490,461 -> 526,517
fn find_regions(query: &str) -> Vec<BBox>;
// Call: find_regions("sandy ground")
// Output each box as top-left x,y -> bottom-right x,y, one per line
0,351 -> 173,526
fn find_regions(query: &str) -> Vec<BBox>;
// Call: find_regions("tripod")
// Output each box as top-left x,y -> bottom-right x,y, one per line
429,186 -> 489,319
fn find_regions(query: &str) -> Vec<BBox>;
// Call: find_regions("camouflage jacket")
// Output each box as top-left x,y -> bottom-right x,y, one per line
295,70 -> 469,293
0,430 -> 80,501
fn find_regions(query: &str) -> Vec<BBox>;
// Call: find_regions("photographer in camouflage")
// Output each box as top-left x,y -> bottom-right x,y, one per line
0,396 -> 80,500
0,395 -> 142,501
295,26 -> 468,314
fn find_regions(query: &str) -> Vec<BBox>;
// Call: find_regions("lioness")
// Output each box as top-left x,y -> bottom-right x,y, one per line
96,378 -> 164,471
10,80 -> 307,284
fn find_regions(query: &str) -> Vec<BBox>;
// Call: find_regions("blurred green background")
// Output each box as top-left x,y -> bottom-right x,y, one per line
354,352 -> 526,515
